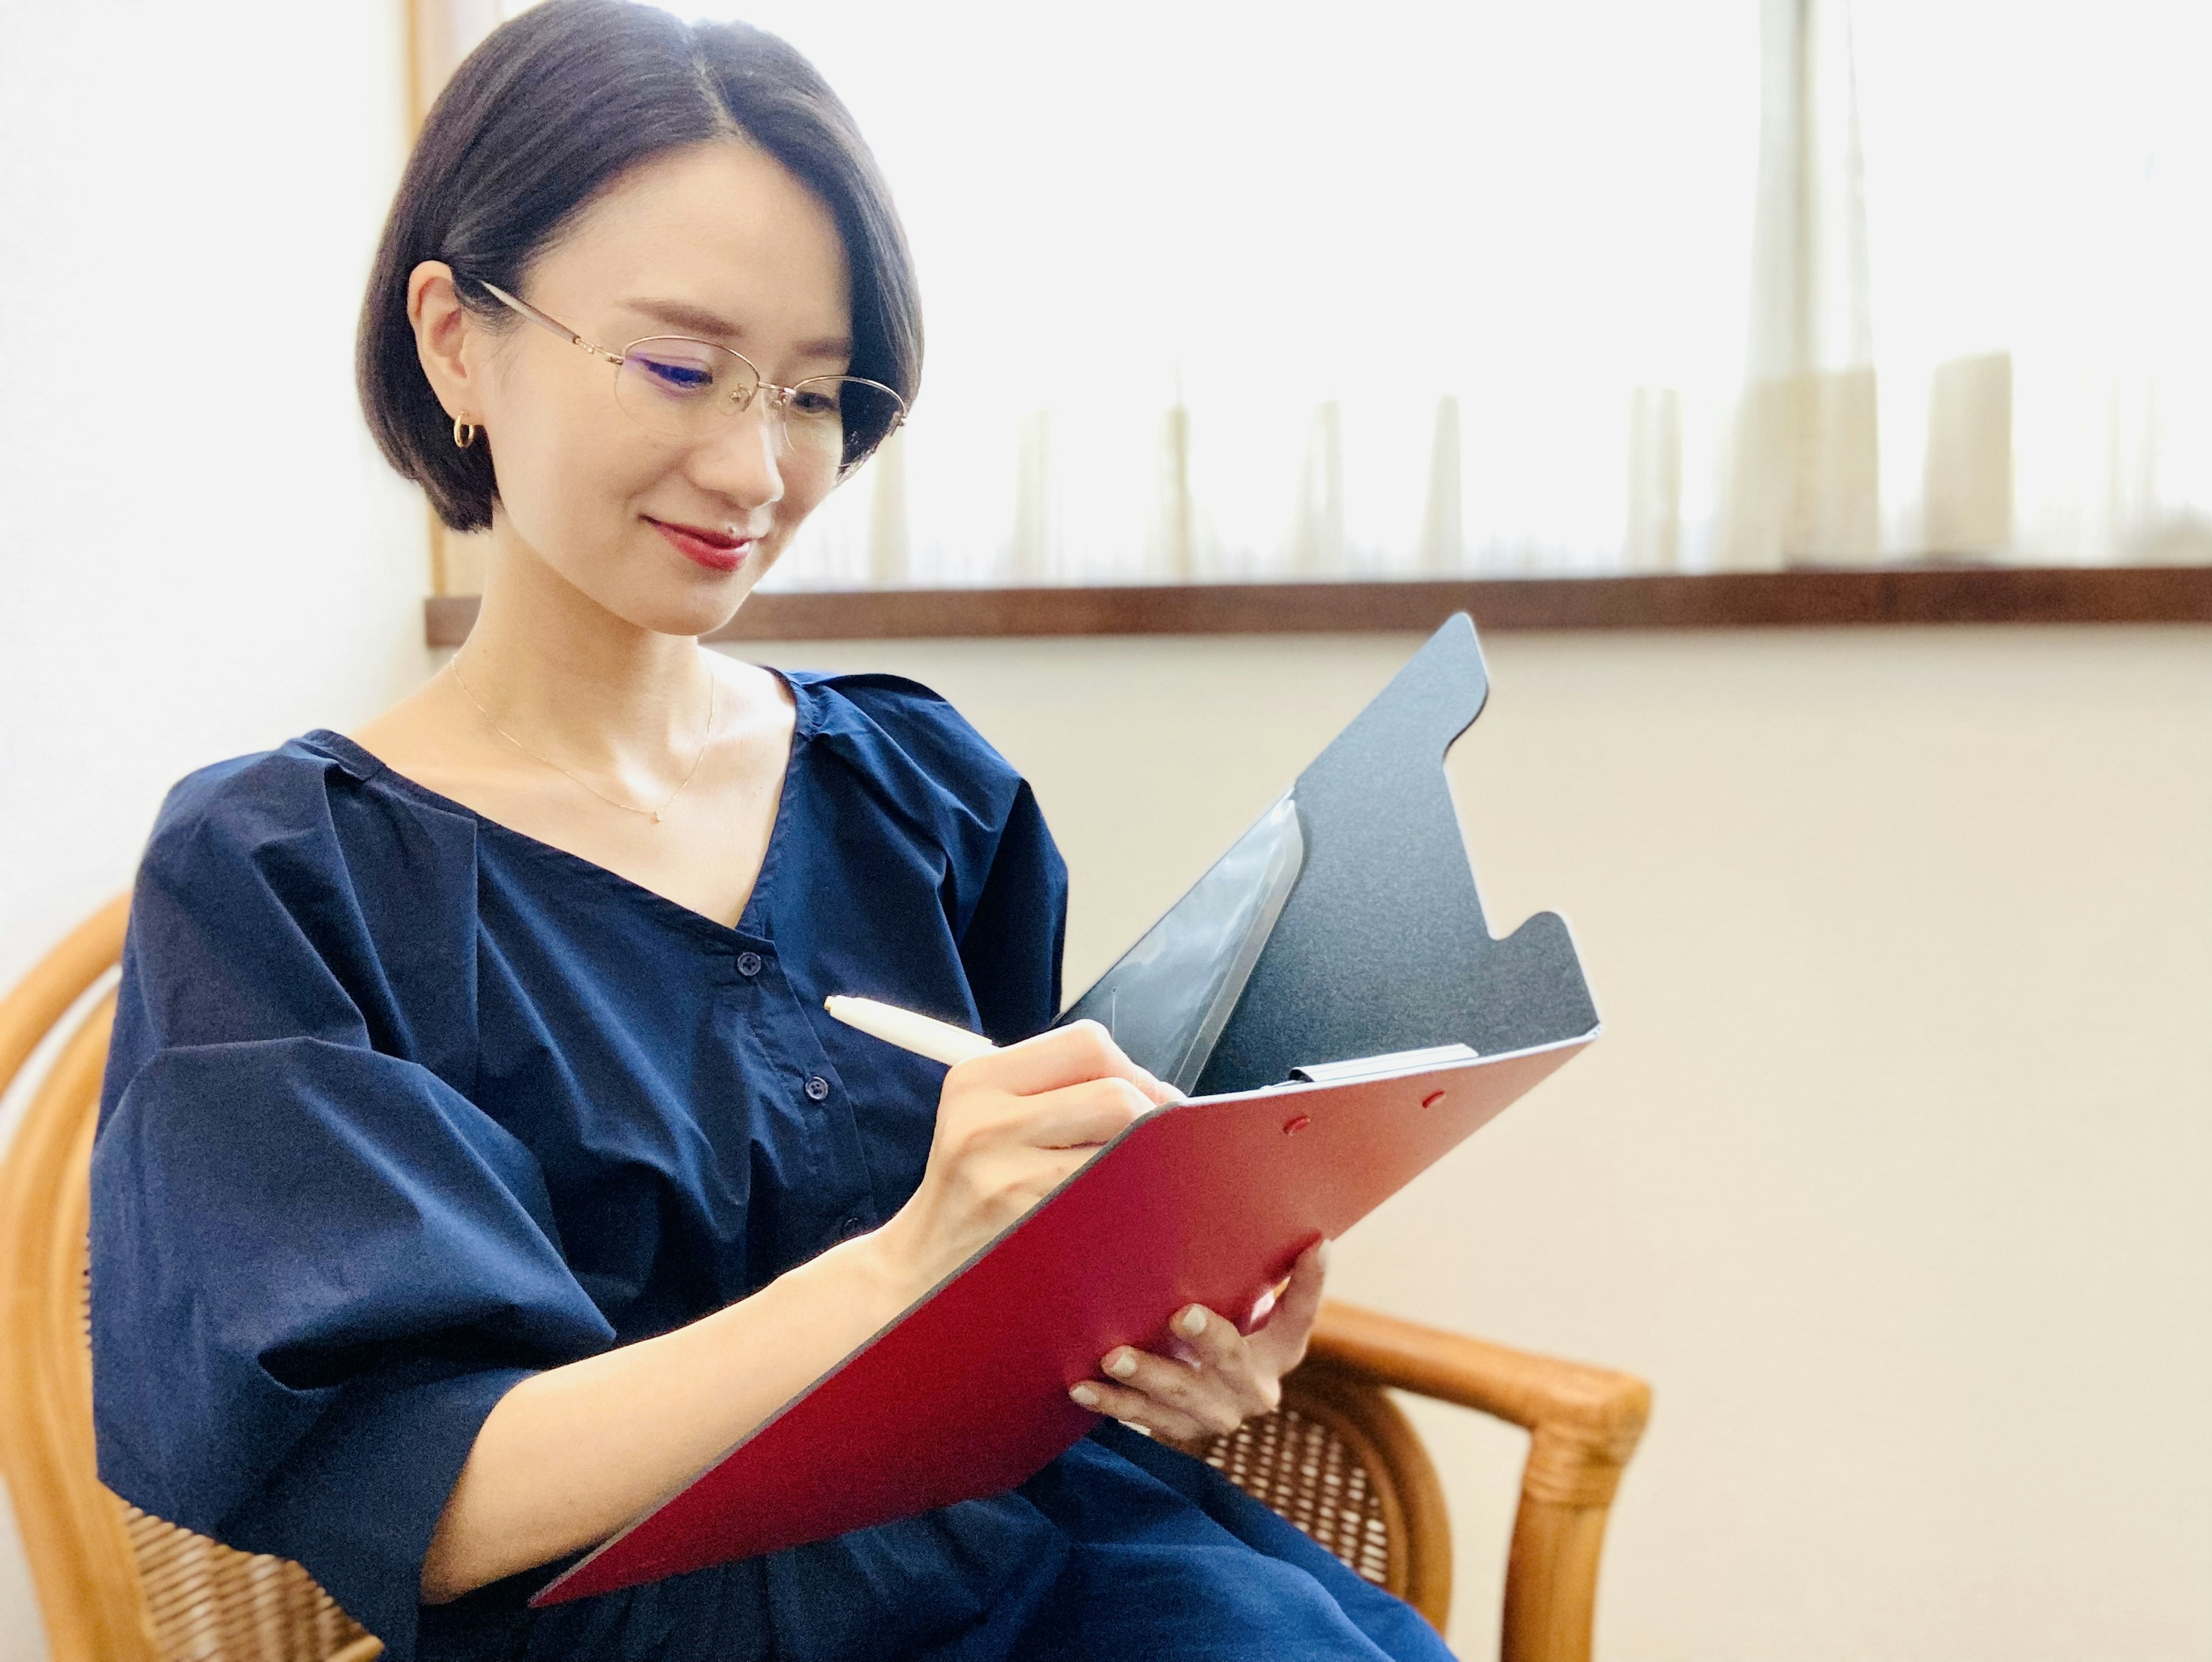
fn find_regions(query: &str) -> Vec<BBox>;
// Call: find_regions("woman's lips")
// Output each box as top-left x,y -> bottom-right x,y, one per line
647,516 -> 751,573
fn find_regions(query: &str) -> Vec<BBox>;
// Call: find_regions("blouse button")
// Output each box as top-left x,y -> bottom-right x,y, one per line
804,1075 -> 831,1102
735,951 -> 763,978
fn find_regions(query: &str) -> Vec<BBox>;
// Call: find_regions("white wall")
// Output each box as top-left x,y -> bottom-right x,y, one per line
0,0 -> 430,998
728,626 -> 2212,1662
0,5 -> 428,1658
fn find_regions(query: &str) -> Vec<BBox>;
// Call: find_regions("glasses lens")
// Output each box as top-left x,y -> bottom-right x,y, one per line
614,337 -> 753,440
786,377 -> 907,474
613,340 -> 904,471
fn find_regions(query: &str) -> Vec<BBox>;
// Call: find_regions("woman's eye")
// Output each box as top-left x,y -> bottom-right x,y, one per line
634,356 -> 715,393
790,387 -> 842,418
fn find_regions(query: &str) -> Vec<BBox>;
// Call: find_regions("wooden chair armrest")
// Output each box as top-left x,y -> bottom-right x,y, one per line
1308,1300 -> 1650,1464
1305,1300 -> 1651,1662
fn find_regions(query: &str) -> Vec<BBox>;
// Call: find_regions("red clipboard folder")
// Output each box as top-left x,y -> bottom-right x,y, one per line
536,1033 -> 1590,1606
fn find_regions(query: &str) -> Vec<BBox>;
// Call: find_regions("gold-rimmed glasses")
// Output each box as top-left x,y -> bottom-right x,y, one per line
477,280 -> 906,478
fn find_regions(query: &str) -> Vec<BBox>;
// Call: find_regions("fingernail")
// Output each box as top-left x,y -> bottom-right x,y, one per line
1176,1305 -> 1208,1338
1069,1384 -> 1100,1408
1316,1238 -> 1332,1269
1107,1351 -> 1138,1379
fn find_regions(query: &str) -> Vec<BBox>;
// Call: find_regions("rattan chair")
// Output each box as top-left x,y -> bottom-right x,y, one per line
1,897 -> 1650,1662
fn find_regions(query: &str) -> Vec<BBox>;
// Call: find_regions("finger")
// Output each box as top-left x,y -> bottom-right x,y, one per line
1252,1237 -> 1331,1366
1098,1343 -> 1259,1428
965,1021 -> 1179,1104
1067,1378 -> 1216,1444
1168,1304 -> 1251,1376
1243,1279 -> 1286,1331
1279,1237 -> 1330,1319
1013,1076 -> 1155,1148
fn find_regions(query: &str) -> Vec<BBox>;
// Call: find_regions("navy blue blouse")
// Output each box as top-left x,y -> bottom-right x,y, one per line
90,671 -> 1454,1662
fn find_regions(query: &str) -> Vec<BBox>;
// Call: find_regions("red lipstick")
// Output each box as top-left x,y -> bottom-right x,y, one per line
647,516 -> 751,573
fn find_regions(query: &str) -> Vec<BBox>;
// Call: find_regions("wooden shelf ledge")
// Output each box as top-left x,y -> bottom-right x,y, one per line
424,565 -> 2212,646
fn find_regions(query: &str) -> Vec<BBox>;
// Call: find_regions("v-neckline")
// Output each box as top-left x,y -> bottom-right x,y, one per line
308,668 -> 814,947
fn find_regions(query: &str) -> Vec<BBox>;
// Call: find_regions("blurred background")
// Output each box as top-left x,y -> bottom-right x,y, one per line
432,0 -> 2212,591
757,0 -> 2212,588
1,3 -> 2207,1659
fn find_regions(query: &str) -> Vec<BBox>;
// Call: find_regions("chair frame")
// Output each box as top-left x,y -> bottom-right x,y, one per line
0,896 -> 151,1662
1,897 -> 1647,1662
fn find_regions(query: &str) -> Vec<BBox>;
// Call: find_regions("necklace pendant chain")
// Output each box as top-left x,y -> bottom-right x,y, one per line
450,657 -> 718,825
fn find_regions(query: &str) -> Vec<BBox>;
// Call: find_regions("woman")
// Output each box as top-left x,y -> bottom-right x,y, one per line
89,6 -> 1456,1659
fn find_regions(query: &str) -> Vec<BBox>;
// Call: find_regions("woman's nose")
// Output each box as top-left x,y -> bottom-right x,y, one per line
688,399 -> 786,510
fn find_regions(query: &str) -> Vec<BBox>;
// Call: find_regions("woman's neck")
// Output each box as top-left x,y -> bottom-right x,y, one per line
451,517 -> 718,772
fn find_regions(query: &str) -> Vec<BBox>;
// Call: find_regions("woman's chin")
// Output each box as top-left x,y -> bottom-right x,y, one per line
563,561 -> 773,641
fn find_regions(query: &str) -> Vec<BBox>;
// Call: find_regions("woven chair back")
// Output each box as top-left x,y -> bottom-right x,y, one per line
1204,1361 -> 1452,1626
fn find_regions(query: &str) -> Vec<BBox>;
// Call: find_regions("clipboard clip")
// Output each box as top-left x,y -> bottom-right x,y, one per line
1287,1042 -> 1479,1085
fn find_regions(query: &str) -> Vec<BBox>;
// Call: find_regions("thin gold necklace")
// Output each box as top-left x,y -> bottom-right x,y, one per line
449,656 -> 718,826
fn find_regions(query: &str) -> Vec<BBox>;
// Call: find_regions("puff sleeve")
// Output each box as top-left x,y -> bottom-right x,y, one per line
90,751 -> 616,1660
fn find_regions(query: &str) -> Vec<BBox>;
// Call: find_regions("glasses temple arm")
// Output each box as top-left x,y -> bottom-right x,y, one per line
476,280 -> 625,367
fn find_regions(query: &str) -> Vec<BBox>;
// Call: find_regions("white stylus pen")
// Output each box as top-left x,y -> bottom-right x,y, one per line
823,995 -> 999,1066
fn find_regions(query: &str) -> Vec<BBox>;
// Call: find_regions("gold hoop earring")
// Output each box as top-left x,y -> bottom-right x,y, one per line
453,418 -> 479,449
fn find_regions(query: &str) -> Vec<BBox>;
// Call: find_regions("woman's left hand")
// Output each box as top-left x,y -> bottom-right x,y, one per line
1067,1239 -> 1329,1445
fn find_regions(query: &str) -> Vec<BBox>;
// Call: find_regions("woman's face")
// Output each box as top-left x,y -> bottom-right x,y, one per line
457,140 -> 854,636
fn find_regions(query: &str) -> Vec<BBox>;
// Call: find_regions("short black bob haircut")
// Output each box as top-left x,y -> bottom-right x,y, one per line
358,0 -> 921,532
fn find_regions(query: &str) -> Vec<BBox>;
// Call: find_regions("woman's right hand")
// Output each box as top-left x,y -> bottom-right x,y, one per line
426,1021 -> 1174,1599
874,1021 -> 1179,1293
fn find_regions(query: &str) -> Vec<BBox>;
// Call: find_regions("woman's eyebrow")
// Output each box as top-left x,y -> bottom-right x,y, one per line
625,297 -> 853,360
627,296 -> 741,336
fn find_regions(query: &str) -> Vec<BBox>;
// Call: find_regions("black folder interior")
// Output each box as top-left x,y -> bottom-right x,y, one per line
1057,614 -> 1599,1094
